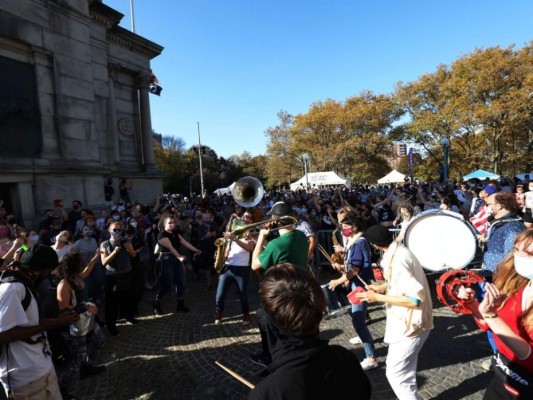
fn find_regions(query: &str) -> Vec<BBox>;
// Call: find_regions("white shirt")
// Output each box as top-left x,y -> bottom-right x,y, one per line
380,242 -> 434,343
0,283 -> 53,390
225,237 -> 252,267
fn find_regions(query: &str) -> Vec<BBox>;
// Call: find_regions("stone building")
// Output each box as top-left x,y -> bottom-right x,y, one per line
0,0 -> 163,226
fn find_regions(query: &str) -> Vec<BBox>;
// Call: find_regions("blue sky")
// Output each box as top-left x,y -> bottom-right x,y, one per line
104,0 -> 533,159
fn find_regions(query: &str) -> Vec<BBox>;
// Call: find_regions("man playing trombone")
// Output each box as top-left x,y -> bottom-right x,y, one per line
250,201 -> 309,368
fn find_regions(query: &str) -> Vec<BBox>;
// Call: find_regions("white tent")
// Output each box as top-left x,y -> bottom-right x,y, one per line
213,181 -> 236,196
213,187 -> 231,196
290,171 -> 347,191
377,170 -> 406,184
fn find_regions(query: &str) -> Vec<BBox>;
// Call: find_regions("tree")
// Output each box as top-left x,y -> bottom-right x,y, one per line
153,134 -> 188,194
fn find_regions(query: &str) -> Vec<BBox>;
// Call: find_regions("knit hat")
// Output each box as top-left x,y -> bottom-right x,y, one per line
20,244 -> 59,271
365,225 -> 393,247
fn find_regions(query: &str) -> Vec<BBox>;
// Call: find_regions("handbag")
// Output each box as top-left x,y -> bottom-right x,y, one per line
69,290 -> 95,336
70,311 -> 96,336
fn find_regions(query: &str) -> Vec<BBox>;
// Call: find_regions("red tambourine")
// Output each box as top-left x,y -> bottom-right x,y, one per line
347,286 -> 367,305
435,269 -> 484,314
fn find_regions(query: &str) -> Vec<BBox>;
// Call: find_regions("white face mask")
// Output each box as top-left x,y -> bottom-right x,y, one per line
514,254 -> 533,280
485,206 -> 493,216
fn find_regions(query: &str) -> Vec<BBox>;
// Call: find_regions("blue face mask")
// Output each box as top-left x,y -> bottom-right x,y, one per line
83,230 -> 93,236
111,230 -> 121,237
112,215 -> 120,221
28,235 -> 40,244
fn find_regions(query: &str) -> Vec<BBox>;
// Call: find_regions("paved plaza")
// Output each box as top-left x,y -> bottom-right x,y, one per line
75,270 -> 493,400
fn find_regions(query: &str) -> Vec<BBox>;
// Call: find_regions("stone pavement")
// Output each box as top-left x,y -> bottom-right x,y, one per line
75,270 -> 493,400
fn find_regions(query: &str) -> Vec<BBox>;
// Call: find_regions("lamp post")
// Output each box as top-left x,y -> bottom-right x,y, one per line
441,138 -> 449,184
197,122 -> 205,198
302,153 -> 309,189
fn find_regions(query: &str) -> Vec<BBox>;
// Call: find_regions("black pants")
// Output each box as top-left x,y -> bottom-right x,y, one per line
105,274 -> 134,329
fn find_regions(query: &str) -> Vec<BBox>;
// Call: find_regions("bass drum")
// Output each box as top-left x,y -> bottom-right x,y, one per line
403,209 -> 478,272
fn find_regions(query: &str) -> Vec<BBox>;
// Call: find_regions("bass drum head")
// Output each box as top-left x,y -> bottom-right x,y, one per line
404,210 -> 477,272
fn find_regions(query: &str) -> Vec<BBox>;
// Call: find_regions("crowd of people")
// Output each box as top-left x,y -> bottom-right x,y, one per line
0,174 -> 532,399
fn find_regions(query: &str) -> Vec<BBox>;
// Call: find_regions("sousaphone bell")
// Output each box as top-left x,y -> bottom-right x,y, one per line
232,176 -> 264,208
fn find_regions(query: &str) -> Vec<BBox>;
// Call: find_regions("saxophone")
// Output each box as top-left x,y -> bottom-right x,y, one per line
213,215 -> 236,273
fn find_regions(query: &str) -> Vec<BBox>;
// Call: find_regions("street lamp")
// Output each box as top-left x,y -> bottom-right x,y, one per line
441,138 -> 449,184
302,153 -> 309,188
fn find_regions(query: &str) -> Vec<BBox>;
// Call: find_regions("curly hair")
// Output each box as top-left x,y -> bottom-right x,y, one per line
57,253 -> 84,290
260,263 -> 326,336
493,229 -> 533,326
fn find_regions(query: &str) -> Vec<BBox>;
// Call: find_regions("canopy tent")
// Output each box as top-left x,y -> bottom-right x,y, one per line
213,187 -> 231,196
377,170 -> 406,184
213,181 -> 236,196
290,171 -> 348,191
515,172 -> 533,182
462,169 -> 500,181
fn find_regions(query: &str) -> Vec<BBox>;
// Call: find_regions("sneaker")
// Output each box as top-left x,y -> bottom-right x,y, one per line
480,358 -> 492,371
349,336 -> 362,345
126,317 -> 140,325
242,313 -> 251,325
360,359 -> 379,371
215,310 -> 222,324
250,352 -> 272,368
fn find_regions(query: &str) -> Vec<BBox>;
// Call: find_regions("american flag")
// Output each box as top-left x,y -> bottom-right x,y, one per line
470,206 -> 489,235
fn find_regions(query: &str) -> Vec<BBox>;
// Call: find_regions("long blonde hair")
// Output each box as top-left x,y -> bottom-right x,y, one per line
493,229 -> 533,326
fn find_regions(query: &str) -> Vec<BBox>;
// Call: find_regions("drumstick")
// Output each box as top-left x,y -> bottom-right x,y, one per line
354,273 -> 369,289
215,361 -> 255,389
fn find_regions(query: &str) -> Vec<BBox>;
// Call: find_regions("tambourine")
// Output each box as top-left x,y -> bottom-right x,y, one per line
435,269 -> 484,314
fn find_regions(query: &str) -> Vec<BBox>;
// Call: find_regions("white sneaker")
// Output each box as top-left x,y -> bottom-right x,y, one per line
349,336 -> 362,345
360,359 -> 379,371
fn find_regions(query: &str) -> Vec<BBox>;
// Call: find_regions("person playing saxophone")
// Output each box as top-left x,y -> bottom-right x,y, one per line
214,212 -> 256,325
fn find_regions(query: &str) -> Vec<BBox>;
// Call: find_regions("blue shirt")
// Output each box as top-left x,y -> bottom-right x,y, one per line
483,213 -> 525,272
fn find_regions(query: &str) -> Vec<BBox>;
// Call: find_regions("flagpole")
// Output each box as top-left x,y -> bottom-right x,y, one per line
129,0 -> 136,33
197,122 -> 205,198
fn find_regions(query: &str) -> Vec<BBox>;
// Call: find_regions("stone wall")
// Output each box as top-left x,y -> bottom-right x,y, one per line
0,0 -> 164,227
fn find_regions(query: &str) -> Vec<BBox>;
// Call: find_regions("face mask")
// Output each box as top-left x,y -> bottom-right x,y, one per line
28,235 -> 40,244
514,254 -> 533,280
111,230 -> 121,237
529,186 -> 533,191
58,236 -> 68,243
341,228 -> 352,237
485,206 -> 493,217
130,221 -> 138,228
83,230 -> 93,236
113,215 -> 120,221
87,221 -> 95,227
310,211 -> 317,217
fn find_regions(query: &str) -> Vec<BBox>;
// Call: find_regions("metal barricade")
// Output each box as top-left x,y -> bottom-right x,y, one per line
313,229 -> 335,279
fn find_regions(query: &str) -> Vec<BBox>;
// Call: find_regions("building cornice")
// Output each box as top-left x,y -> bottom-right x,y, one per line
89,1 -> 163,60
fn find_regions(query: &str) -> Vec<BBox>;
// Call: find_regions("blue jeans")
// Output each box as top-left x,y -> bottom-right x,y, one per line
156,254 -> 186,301
350,283 -> 376,359
215,266 -> 250,314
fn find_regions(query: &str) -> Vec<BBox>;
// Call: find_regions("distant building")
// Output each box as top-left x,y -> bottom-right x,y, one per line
0,0 -> 163,225
385,143 -> 407,170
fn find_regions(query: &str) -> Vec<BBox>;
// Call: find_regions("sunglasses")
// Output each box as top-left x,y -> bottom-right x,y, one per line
112,228 -> 122,232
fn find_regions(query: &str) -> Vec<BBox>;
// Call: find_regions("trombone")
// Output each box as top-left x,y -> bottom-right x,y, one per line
231,216 -> 298,237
